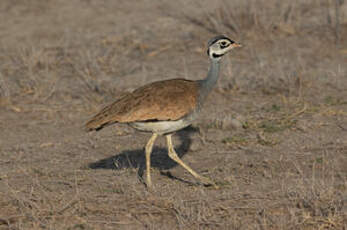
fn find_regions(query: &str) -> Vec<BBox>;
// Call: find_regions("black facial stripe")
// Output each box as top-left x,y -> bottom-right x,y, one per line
220,43 -> 230,48
208,35 -> 234,46
212,53 -> 224,58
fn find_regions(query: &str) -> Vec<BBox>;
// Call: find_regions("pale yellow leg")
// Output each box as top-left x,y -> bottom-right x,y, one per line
145,133 -> 158,187
166,134 -> 218,188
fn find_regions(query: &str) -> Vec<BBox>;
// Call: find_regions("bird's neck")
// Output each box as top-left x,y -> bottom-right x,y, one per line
199,58 -> 221,101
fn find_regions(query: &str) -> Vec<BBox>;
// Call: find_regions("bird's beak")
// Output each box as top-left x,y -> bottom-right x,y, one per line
232,42 -> 242,48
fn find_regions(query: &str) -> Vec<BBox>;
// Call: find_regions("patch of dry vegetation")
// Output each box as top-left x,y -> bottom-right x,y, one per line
0,0 -> 346,229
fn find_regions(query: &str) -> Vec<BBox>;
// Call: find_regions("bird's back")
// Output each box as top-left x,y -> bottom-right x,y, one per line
85,79 -> 200,131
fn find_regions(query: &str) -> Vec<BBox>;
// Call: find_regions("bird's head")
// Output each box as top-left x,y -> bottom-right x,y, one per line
207,35 -> 241,60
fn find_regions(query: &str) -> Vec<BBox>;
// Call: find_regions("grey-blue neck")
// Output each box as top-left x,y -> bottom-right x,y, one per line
198,57 -> 221,104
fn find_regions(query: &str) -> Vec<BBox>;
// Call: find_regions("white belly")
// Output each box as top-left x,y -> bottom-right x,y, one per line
129,118 -> 193,135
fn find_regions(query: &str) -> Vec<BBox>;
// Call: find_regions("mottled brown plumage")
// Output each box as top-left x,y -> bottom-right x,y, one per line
85,79 -> 199,131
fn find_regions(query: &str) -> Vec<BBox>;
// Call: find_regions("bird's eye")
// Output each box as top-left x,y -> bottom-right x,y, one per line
220,41 -> 228,48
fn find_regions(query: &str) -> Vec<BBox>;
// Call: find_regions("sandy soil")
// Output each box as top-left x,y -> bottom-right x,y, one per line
0,0 -> 346,229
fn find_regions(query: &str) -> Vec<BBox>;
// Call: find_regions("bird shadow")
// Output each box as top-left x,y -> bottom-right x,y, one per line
88,126 -> 199,185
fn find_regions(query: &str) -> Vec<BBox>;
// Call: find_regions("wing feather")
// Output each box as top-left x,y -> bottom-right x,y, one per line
85,79 -> 199,131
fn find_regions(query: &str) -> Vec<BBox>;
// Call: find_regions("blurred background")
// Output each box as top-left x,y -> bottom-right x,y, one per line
0,1 -> 346,229
0,0 -> 346,108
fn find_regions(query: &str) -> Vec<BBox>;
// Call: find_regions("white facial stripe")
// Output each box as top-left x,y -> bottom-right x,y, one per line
207,37 -> 238,59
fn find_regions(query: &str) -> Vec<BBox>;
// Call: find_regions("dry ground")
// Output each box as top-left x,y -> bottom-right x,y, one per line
0,0 -> 346,229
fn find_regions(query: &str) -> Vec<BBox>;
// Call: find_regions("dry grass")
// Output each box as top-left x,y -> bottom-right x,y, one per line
0,0 -> 346,229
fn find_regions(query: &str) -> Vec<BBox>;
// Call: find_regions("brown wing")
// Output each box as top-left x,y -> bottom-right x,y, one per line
85,79 -> 199,131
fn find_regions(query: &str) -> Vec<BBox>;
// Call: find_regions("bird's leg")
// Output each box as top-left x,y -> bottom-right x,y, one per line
145,133 -> 158,188
166,134 -> 218,188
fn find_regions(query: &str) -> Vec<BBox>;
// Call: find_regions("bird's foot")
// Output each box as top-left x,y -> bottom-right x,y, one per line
146,182 -> 152,188
146,175 -> 153,189
198,176 -> 219,189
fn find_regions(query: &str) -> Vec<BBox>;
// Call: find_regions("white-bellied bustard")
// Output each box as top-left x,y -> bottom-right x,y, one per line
85,35 -> 242,188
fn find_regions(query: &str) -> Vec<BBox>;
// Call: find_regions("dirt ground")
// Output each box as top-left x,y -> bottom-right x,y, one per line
0,0 -> 346,229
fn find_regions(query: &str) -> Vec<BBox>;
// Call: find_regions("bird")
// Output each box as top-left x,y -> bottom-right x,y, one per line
85,35 -> 242,188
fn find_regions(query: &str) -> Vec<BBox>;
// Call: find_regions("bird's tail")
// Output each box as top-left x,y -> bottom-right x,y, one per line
85,94 -> 128,131
85,113 -> 114,131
